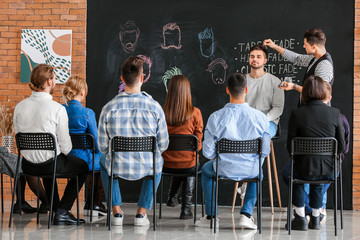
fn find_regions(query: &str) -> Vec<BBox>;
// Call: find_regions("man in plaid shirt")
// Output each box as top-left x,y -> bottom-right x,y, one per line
98,56 -> 169,226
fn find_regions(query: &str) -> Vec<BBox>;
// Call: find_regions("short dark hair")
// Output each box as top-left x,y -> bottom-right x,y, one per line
121,56 -> 144,86
249,44 -> 267,58
301,75 -> 328,104
29,64 -> 54,91
304,28 -> 326,46
227,73 -> 247,97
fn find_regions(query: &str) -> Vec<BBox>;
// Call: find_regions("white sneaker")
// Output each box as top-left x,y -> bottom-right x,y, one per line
134,214 -> 150,226
238,214 -> 257,230
195,216 -> 219,228
112,213 -> 123,226
236,184 -> 247,199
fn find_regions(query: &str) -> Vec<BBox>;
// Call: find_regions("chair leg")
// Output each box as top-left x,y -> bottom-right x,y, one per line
270,141 -> 282,212
232,182 -> 239,213
266,155 -> 274,215
214,177 -> 218,233
76,176 -> 79,226
334,178 -> 337,236
153,176 -> 156,231
108,176 -> 113,231
48,176 -> 57,229
90,171 -> 95,223
1,173 -> 3,213
210,178 -> 214,229
159,176 -> 163,219
340,169 -> 343,229
9,174 -> 20,228
17,180 -> 22,216
194,173 -> 198,224
288,179 -> 293,235
36,178 -> 40,224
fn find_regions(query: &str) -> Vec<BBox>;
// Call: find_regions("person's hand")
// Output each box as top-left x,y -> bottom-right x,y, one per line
278,81 -> 294,91
263,39 -> 277,49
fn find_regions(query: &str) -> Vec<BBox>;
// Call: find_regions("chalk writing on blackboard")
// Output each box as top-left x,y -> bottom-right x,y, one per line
161,23 -> 182,50
119,20 -> 140,53
162,67 -> 182,91
206,58 -> 228,85
198,28 -> 215,57
234,38 -> 300,82
118,54 -> 152,93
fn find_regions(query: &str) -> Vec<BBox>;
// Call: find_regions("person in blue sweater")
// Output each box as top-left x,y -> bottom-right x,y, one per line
63,76 -> 107,216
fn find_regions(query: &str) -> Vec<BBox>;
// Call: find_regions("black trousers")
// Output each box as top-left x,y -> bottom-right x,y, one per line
22,153 -> 88,211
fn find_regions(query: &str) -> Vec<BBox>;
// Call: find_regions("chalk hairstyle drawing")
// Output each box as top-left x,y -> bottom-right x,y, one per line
162,67 -> 182,91
119,20 -> 140,53
198,28 -> 215,57
161,23 -> 182,50
206,58 -> 228,85
118,54 -> 152,93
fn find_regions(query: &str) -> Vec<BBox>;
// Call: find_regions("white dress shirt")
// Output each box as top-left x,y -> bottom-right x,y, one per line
14,92 -> 72,163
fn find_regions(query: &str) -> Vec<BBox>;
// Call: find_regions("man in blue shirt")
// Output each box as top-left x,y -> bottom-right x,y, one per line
98,56 -> 169,226
195,73 -> 271,229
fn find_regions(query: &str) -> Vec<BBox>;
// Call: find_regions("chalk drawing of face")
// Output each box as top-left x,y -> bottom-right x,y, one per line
118,54 -> 152,93
198,28 -> 215,57
162,67 -> 182,91
119,20 -> 140,53
161,23 -> 182,50
206,58 -> 228,85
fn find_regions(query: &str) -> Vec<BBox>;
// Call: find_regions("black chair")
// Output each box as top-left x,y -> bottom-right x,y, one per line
159,134 -> 204,224
70,133 -> 98,223
288,137 -> 342,236
9,132 -> 81,229
212,138 -> 263,233
106,136 -> 157,231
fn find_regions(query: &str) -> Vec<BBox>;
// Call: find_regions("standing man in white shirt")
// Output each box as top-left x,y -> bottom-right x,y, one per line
245,44 -> 284,138
14,64 -> 89,225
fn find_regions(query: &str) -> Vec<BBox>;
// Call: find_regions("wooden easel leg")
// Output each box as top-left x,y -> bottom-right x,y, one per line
271,141 -> 282,212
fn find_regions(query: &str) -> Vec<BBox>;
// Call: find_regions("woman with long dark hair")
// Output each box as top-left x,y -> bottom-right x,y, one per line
162,75 -> 203,219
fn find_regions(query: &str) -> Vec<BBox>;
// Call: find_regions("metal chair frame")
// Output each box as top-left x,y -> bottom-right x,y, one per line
288,137 -> 342,236
212,138 -> 262,234
9,132 -> 80,229
70,133 -> 98,222
159,134 -> 204,224
106,136 -> 157,231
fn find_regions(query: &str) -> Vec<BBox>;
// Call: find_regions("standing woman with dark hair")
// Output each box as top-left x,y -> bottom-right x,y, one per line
62,76 -> 107,216
162,75 -> 203,219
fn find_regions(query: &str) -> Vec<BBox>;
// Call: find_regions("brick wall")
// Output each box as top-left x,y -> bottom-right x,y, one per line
354,0 -> 360,210
0,0 -> 86,202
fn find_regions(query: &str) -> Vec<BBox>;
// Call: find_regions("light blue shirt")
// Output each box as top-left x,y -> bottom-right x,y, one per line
203,102 -> 271,180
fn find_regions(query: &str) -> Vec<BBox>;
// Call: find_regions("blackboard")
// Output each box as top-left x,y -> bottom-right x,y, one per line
87,0 -> 354,209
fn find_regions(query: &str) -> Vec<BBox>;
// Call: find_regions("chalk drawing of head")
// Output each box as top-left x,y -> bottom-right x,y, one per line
118,54 -> 152,93
162,67 -> 182,91
119,20 -> 140,53
206,58 -> 228,85
161,23 -> 182,50
198,28 -> 215,57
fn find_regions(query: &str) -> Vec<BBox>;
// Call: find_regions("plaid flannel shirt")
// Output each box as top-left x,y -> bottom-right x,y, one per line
98,91 -> 169,180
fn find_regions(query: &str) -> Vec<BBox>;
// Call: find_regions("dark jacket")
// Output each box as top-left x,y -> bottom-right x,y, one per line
287,100 -> 346,176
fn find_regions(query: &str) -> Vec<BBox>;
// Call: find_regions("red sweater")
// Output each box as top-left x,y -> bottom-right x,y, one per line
162,107 -> 203,169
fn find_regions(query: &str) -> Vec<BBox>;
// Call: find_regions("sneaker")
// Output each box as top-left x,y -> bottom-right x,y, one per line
112,213 -> 123,226
236,184 -> 247,199
237,230 -> 257,240
134,214 -> 150,226
195,216 -> 219,228
285,212 -> 308,231
238,214 -> 257,230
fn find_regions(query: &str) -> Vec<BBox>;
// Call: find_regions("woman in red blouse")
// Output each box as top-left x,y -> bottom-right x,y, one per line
162,75 -> 203,219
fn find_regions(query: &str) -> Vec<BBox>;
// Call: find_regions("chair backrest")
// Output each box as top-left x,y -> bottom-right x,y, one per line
217,138 -> 261,155
111,136 -> 156,153
291,137 -> 337,157
16,132 -> 57,154
70,133 -> 95,151
167,134 -> 198,152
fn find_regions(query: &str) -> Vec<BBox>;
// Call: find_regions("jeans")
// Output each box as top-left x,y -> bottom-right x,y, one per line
201,160 -> 262,216
100,155 -> 161,210
269,121 -> 277,138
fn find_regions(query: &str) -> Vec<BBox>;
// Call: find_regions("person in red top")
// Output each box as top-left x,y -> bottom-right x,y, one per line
162,75 -> 203,219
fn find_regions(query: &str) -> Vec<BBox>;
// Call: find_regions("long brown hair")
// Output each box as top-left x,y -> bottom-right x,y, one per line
163,75 -> 194,126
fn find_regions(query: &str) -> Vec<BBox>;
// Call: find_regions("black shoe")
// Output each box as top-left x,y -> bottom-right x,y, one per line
285,212 -> 308,231
84,203 -> 107,216
38,203 -> 49,214
53,211 -> 85,225
309,215 -> 320,230
180,177 -> 195,220
13,201 -> 37,214
166,177 -> 182,207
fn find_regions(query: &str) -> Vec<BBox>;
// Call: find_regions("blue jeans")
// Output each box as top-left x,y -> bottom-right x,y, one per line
100,155 -> 161,210
201,160 -> 262,216
269,121 -> 277,138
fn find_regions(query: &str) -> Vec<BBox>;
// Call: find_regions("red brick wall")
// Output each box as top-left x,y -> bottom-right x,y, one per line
0,0 -> 86,202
